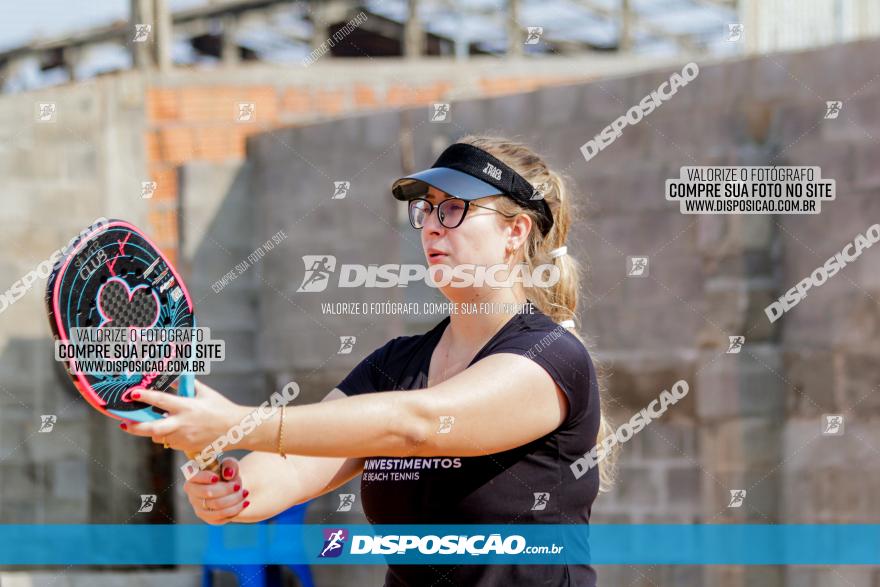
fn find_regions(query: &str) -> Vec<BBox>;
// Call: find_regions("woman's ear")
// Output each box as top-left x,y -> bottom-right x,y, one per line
509,213 -> 533,250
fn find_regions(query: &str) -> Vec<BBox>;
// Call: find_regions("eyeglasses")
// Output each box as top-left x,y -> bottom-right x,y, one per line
407,197 -> 517,230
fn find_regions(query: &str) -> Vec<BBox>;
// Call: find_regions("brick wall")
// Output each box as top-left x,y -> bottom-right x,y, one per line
141,65 -> 600,262
139,53 -> 689,263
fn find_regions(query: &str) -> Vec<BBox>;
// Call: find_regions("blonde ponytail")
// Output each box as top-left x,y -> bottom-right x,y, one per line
455,134 -> 618,493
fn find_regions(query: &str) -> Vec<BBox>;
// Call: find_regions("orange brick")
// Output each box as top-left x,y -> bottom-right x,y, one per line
144,130 -> 162,163
313,89 -> 346,115
386,84 -> 417,107
385,82 -> 451,107
478,78 -> 508,95
229,135 -> 247,159
163,248 -> 178,268
408,87 -> 433,103
239,86 -> 279,123
353,84 -> 378,108
479,77 -> 537,96
429,81 -> 453,101
148,165 -> 178,202
147,209 -> 178,246
192,126 -> 245,162
281,88 -> 312,113
233,125 -> 263,156
179,87 -> 240,123
236,123 -> 264,138
418,82 -> 451,103
158,127 -> 196,164
147,88 -> 180,122
546,75 -> 590,86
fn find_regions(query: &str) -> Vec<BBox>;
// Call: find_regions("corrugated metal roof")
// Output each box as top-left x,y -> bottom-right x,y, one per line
1,0 -> 740,91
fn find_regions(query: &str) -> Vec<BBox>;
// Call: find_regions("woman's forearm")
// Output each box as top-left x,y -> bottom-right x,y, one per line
225,451 -> 361,523
225,451 -> 306,523
221,389 -> 371,524
237,390 -> 430,457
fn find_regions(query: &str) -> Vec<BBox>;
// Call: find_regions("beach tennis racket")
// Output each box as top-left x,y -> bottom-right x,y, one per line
45,219 -> 219,471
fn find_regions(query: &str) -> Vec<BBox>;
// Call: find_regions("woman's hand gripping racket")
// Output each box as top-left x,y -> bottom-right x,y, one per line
45,219 -> 221,474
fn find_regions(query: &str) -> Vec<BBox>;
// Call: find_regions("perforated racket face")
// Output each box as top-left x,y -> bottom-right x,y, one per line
46,220 -> 196,422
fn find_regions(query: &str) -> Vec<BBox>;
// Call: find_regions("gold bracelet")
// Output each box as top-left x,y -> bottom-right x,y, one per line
277,405 -> 287,459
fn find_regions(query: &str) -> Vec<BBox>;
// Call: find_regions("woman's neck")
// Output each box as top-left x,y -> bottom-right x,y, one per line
443,290 -> 529,352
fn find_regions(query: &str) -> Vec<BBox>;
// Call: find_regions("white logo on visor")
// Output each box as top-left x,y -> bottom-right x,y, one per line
482,162 -> 502,181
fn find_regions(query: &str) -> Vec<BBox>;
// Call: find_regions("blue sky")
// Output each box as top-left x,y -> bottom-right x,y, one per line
0,0 -> 205,51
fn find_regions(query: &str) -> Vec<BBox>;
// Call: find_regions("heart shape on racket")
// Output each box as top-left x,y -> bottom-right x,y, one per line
46,219 -> 196,422
96,278 -> 161,329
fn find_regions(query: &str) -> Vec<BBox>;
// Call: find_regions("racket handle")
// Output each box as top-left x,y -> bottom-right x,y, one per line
178,375 -> 222,474
186,451 -> 223,473
178,372 -> 196,397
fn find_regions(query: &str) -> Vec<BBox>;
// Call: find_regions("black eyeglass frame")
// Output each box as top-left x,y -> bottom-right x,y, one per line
407,196 -> 518,230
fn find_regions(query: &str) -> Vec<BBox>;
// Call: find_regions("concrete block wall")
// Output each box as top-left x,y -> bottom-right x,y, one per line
0,74 -> 164,524
772,42 -> 880,543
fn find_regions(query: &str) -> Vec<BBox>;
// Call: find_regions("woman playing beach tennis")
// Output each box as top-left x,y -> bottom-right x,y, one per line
121,135 -> 616,586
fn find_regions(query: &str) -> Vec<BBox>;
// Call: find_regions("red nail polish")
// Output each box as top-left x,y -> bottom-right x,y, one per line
233,484 -> 240,492
243,489 -> 249,498
223,467 -> 233,479
119,422 -> 127,430
211,475 -> 219,483
243,501 -> 250,508
132,392 -> 141,399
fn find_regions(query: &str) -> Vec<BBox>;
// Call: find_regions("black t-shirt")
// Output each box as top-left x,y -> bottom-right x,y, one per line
336,304 -> 601,587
